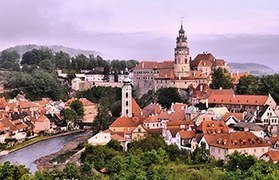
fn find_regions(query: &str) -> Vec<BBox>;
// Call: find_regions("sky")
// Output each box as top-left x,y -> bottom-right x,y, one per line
0,0 -> 279,69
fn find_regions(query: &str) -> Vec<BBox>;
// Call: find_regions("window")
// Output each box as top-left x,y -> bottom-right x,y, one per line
126,92 -> 128,98
126,109 -> 129,115
138,128 -> 141,133
126,101 -> 128,106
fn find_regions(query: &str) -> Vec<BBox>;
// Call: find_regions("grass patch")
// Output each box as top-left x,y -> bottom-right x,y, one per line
8,135 -> 50,152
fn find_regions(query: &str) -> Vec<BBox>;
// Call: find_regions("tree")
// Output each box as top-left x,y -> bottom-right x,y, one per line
138,90 -> 156,108
225,152 -> 256,172
53,51 -> 71,69
92,106 -> 113,134
70,100 -> 84,117
156,87 -> 184,108
0,162 -> 30,180
21,48 -> 53,65
61,108 -> 78,123
107,139 -> 122,151
128,133 -> 167,152
210,68 -> 233,89
39,59 -> 55,73
236,75 -> 260,94
192,142 -> 209,164
0,50 -> 20,70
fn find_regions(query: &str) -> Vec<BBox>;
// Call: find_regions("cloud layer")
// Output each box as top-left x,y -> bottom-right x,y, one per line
0,0 -> 279,69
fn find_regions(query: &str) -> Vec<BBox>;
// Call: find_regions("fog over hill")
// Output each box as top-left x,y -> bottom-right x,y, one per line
1,44 -> 102,58
228,63 -> 275,76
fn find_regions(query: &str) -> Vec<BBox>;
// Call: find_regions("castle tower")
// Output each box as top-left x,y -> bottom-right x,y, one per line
121,68 -> 132,117
174,21 -> 190,78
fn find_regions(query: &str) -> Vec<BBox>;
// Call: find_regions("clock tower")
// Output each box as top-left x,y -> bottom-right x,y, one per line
174,22 -> 190,78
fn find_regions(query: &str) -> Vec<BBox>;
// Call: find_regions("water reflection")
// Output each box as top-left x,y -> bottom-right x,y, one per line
0,132 -> 85,173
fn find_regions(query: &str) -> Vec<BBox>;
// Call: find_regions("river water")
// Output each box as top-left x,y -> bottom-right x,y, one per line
0,132 -> 86,173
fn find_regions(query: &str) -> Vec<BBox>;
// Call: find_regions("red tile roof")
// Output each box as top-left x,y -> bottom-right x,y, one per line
208,93 -> 270,106
263,151 -> 279,161
205,131 -> 270,149
111,133 -> 125,142
110,117 -> 138,128
132,99 -> 141,117
133,61 -> 174,70
0,97 -> 7,109
197,120 -> 229,134
178,130 -> 196,139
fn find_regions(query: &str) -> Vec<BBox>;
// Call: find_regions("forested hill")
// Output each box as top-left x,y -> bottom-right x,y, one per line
1,44 -> 101,57
229,63 -> 274,75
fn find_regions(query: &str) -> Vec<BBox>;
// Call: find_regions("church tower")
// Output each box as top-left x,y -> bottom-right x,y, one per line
174,21 -> 190,78
121,68 -> 132,117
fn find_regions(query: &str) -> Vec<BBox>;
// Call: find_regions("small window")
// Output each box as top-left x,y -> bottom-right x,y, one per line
126,92 -> 128,98
126,101 -> 128,106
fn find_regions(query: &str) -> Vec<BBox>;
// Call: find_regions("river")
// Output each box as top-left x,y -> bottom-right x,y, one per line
0,132 -> 87,173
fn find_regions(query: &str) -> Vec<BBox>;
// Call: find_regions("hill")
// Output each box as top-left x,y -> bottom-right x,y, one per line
1,44 -> 102,57
228,63 -> 275,76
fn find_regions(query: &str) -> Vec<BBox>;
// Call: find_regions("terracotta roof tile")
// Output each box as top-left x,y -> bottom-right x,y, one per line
133,61 -> 174,70
197,120 -> 229,134
205,131 -> 270,149
178,130 -> 196,139
110,117 -> 138,128
263,150 -> 279,161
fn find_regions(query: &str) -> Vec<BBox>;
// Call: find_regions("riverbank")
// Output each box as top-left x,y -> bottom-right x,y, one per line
4,129 -> 85,154
35,130 -> 92,171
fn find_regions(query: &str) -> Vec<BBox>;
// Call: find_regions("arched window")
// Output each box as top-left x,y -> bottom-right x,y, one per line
126,109 -> 129,115
126,92 -> 128,98
126,101 -> 128,106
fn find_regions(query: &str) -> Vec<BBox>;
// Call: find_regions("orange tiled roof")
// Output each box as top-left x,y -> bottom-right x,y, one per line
110,117 -> 138,128
0,97 -> 7,109
263,151 -> 279,161
132,99 -> 141,117
155,69 -> 175,79
191,53 -> 215,68
197,120 -> 229,134
178,130 -> 196,139
111,133 -> 125,142
208,93 -> 270,106
205,131 -> 270,149
133,61 -> 174,70
18,101 -> 39,108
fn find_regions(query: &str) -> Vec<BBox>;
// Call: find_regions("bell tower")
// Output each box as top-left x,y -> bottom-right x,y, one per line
121,68 -> 132,117
174,21 -> 190,78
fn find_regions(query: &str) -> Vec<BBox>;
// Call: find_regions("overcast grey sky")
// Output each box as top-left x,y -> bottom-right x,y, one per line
0,0 -> 279,69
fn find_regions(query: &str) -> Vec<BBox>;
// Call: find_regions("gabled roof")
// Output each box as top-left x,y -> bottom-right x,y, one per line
257,105 -> 271,118
132,99 -> 141,117
191,53 -> 215,68
111,133 -> 125,142
65,98 -> 95,106
110,117 -> 138,128
262,151 -> 279,161
178,130 -> 196,139
0,97 -> 7,109
133,61 -> 174,70
143,116 -> 160,123
205,131 -> 269,149
197,120 -> 229,134
208,92 -> 270,106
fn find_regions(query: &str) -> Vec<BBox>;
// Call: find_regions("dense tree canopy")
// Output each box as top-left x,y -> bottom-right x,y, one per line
6,70 -> 64,100
0,50 -> 20,70
210,68 -> 234,89
21,48 -> 53,65
70,100 -> 85,117
156,87 -> 184,108
236,75 -> 260,95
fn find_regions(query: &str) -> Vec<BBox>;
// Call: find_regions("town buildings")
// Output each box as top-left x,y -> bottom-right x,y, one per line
133,24 -> 229,97
88,67 -> 278,162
